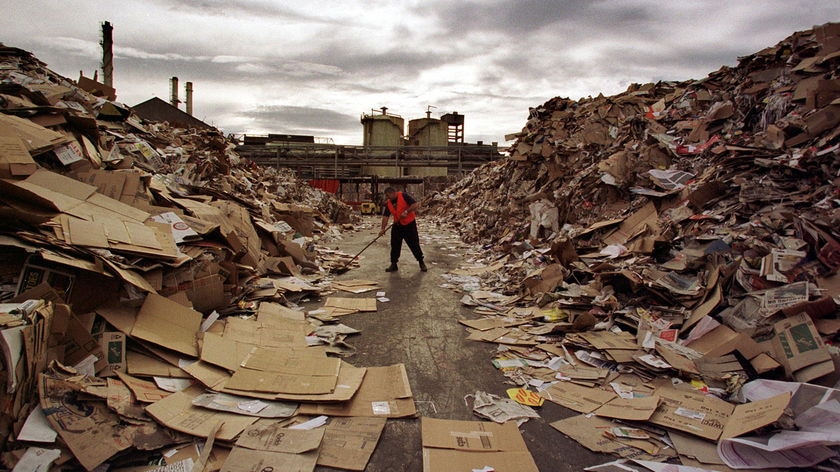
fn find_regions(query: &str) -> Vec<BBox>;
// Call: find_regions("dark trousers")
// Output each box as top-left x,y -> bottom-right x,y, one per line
390,220 -> 424,264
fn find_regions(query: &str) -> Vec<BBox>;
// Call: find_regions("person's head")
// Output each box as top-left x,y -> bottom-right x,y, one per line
384,187 -> 397,200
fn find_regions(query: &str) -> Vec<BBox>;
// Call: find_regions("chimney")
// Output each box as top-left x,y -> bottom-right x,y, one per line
101,21 -> 114,88
185,81 -> 193,115
170,76 -> 179,108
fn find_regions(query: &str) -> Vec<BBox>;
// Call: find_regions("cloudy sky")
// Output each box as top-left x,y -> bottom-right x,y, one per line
3,1 -> 838,145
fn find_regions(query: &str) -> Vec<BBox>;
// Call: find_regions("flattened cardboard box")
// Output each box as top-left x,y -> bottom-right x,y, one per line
144,385 -> 257,440
421,417 -> 539,472
221,446 -> 319,472
38,374 -> 130,470
771,312 -> 834,383
299,364 -> 415,417
131,292 -> 201,357
649,387 -> 790,441
317,417 -> 387,471
538,380 -> 616,413
227,347 -> 340,395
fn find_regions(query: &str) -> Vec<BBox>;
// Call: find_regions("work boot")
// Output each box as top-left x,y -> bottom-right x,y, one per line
385,263 -> 398,272
419,261 -> 428,272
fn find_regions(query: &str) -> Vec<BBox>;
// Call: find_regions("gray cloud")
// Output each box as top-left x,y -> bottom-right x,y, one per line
237,105 -> 359,134
3,0 -> 838,144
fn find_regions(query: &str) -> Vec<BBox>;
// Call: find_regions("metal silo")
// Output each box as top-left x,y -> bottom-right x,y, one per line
360,107 -> 404,147
407,110 -> 448,147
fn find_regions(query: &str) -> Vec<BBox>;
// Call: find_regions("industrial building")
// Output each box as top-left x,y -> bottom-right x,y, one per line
237,106 -> 506,208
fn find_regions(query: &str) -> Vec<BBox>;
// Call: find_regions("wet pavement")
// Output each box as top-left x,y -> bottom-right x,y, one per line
309,217 -> 607,472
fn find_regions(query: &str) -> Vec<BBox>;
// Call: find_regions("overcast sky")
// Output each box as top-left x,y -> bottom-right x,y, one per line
3,1 -> 838,145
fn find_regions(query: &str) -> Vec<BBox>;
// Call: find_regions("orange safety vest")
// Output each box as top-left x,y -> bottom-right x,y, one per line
386,192 -> 416,225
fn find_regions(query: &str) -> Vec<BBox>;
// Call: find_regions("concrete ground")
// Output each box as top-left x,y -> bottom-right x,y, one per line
308,217 -> 607,472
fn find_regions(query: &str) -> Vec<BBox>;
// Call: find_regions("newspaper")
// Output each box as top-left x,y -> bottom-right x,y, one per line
717,379 -> 840,469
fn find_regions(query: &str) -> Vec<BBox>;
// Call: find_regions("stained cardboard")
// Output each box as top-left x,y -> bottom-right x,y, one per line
649,387 -> 790,440
421,417 -> 539,472
316,416 -> 386,471
38,374 -> 130,471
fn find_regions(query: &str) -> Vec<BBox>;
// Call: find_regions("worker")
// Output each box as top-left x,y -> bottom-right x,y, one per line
379,187 -> 427,272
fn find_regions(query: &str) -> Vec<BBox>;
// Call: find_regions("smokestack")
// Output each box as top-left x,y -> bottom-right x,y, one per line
185,81 -> 193,115
170,76 -> 179,108
101,21 -> 114,88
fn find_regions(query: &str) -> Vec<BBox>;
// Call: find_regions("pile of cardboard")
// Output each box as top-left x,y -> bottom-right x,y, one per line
0,44 -> 429,471
429,23 -> 840,470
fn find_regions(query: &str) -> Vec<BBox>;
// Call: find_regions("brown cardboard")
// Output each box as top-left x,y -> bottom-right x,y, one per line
594,394 -> 660,421
649,387 -> 790,440
220,447 -> 319,472
271,361 -> 366,402
114,370 -> 170,403
603,201 -> 660,246
581,331 -> 639,350
323,297 -> 377,313
60,305 -> 107,372
0,113 -> 69,155
687,323 -> 748,357
235,422 -> 324,453
38,374 -> 131,470
538,380 -> 617,413
771,312 -> 834,382
106,377 -> 147,420
298,364 -> 415,417
186,274 -> 227,313
316,416 -> 386,471
227,347 -> 340,395
421,417 -> 539,472
126,349 -> 191,378
0,135 -> 37,178
200,332 -> 253,372
131,292 -> 202,357
668,430 -> 726,466
144,385 -> 258,440
223,316 -> 309,349
183,359 -> 231,391
720,392 -> 791,439
550,414 -> 660,461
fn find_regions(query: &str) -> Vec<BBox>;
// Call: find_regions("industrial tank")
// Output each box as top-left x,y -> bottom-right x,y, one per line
361,107 -> 404,147
407,111 -> 448,147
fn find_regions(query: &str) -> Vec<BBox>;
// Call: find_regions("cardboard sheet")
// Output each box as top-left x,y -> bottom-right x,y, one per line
649,387 -> 790,440
299,364 -> 415,417
144,385 -> 258,440
421,417 -> 539,472
227,348 -> 340,395
220,446 -> 319,472
323,297 -> 377,313
191,391 -> 297,418
316,417 -> 386,471
550,414 -> 660,461
223,316 -> 308,348
594,394 -> 660,421
538,381 -> 617,413
200,331 -> 254,372
235,422 -> 323,453
131,292 -> 202,357
771,313 -> 834,383
272,361 -> 366,402
38,374 -> 130,471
